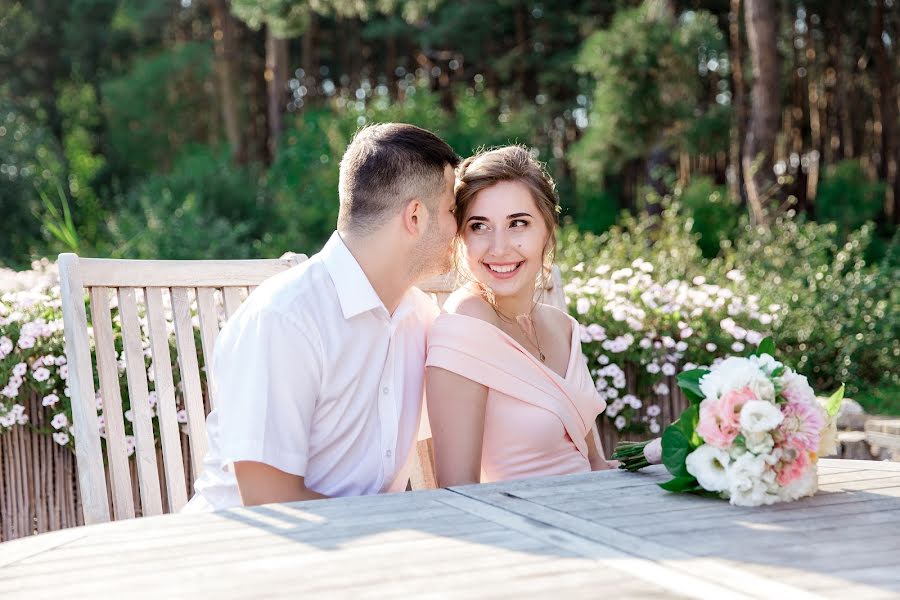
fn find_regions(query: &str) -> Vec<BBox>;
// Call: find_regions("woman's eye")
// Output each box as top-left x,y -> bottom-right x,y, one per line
470,222 -> 487,231
510,219 -> 529,228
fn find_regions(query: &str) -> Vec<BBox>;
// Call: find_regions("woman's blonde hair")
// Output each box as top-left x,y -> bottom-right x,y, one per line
452,145 -> 561,307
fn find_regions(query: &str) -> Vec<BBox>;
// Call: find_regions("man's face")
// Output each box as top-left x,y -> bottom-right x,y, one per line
415,164 -> 457,278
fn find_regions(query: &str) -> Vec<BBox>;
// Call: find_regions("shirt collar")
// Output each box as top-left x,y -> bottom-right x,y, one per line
320,231 -> 386,320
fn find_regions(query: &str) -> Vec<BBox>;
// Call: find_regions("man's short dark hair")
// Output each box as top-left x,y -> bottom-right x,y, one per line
337,123 -> 460,233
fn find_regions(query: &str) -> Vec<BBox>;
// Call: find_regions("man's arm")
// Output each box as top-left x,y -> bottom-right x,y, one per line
233,461 -> 327,505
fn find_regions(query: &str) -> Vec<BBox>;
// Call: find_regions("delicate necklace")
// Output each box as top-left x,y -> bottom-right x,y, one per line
515,312 -> 546,363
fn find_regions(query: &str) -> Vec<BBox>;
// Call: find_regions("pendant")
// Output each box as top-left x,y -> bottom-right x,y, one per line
539,352 -> 546,362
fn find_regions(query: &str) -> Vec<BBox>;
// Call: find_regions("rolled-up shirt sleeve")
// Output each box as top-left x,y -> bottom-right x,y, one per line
212,308 -> 321,477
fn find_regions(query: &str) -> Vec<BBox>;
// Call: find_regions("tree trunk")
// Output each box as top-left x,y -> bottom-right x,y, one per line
728,0 -> 748,208
265,29 -> 290,160
872,0 -> 897,225
209,0 -> 245,163
742,0 -> 780,225
301,12 -> 318,104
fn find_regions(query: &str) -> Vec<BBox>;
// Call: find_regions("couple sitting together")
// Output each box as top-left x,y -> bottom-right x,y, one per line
185,123 -> 615,511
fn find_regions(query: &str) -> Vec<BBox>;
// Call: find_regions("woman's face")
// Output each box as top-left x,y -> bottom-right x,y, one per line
461,180 -> 549,300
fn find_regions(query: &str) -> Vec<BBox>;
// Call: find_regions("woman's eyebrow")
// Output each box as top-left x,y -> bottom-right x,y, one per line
466,215 -> 488,223
507,212 -> 532,219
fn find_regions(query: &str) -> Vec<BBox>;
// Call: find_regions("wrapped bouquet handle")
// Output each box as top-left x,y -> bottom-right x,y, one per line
611,338 -> 844,506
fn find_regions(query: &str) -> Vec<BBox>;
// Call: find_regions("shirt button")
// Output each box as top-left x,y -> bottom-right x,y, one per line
386,450 -> 392,458
382,387 -> 389,395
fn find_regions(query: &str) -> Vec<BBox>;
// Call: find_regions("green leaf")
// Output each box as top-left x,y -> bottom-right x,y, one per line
750,337 -> 776,358
661,424 -> 692,477
676,369 -> 709,405
824,384 -> 845,417
658,474 -> 698,492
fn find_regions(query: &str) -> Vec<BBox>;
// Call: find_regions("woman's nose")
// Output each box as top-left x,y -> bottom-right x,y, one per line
488,228 -> 509,254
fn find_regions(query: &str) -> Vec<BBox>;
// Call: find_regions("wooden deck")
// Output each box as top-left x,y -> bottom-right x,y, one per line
1,458 -> 898,599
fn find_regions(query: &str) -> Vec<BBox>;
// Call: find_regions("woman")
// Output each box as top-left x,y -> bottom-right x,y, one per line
425,145 -> 615,487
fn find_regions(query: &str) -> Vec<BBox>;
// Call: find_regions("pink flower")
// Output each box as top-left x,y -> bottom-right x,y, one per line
778,400 -> 825,452
776,443 -> 812,486
697,386 -> 757,448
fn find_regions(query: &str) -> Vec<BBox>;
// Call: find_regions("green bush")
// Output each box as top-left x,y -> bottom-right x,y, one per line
816,160 -> 885,235
678,176 -> 738,258
558,202 -> 899,421
104,147 -> 269,259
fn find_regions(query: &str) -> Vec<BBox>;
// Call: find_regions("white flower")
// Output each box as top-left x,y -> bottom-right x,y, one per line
731,342 -> 745,352
700,356 -> 775,402
744,431 -> 775,454
661,363 -> 676,376
12,362 -> 27,377
646,404 -> 661,417
649,421 -> 661,434
52,431 -> 70,446
614,416 -> 627,430
646,363 -> 661,375
680,327 -> 694,339
17,335 -> 35,349
745,331 -> 764,346
740,400 -> 784,434
597,355 -> 610,365
653,382 -> 670,396
686,444 -> 731,492
576,298 -> 590,315
706,343 -> 717,352
51,413 -> 69,430
42,393 -> 59,407
125,435 -> 136,457
124,410 -> 134,423
727,452 -> 779,506
59,364 -> 69,380
176,409 -> 188,424
32,367 -> 51,382
726,269 -> 745,282
749,353 -> 782,376
606,388 -> 619,399
675,341 -> 688,352
639,338 -> 652,349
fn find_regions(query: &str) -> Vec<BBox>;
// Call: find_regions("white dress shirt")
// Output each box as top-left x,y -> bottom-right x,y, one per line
184,232 -> 439,512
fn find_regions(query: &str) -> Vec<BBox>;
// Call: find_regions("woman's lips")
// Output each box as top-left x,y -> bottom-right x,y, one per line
482,261 -> 524,280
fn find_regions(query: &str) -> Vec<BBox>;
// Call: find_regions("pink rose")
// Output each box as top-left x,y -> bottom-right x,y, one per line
697,386 -> 757,448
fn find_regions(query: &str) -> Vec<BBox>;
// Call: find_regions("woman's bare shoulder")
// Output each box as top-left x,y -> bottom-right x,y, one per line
442,288 -> 500,325
537,303 -> 575,331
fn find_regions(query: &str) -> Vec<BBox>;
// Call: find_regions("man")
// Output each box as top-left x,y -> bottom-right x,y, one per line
184,123 -> 459,510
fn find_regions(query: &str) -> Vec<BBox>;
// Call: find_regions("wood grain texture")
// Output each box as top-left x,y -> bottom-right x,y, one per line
5,460 -> 897,599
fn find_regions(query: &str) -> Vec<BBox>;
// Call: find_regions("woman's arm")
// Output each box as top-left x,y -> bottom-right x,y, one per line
586,425 -> 618,471
425,366 -> 488,487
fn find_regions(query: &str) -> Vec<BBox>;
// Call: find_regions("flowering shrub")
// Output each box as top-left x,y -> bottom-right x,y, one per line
559,203 -> 898,431
0,260 -> 208,452
564,256 -> 776,433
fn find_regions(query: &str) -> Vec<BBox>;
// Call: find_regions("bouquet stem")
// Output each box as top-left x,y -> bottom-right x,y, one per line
612,438 -> 662,472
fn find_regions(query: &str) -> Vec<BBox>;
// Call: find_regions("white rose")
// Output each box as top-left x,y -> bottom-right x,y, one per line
685,444 -> 731,492
740,400 -> 784,434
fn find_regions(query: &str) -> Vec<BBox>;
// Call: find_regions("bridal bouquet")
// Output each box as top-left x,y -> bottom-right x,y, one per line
613,338 -> 844,506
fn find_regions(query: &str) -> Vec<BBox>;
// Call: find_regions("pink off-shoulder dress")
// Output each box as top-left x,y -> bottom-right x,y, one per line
425,312 -> 607,483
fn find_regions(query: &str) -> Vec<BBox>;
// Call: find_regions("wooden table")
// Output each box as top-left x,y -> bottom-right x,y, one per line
1,459 -> 898,599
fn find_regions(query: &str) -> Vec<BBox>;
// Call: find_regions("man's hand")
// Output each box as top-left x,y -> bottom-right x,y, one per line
233,461 -> 328,506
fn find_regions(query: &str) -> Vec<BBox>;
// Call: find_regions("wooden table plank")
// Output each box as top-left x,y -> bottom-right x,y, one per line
1,459 -> 898,599
451,460 -> 900,599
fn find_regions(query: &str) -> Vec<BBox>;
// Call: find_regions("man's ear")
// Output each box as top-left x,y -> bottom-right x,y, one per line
402,198 -> 426,236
